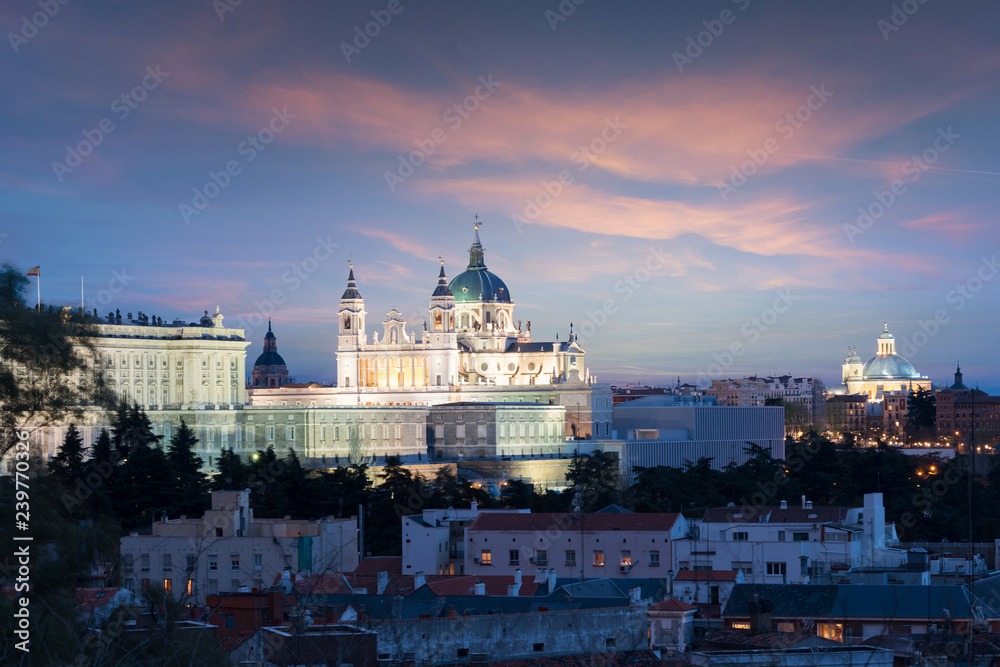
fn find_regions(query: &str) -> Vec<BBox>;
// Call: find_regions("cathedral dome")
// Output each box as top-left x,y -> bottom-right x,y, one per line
449,269 -> 511,303
860,355 -> 919,380
448,224 -> 512,303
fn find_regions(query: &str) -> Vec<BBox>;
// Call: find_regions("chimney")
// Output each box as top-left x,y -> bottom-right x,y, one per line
377,570 -> 389,595
806,500 -> 813,510
748,596 -> 773,635
801,495 -> 806,509
780,500 -> 787,510
474,582 -> 486,596
471,501 -> 478,512
508,583 -> 520,596
414,571 -> 425,590
514,569 -> 522,585
447,605 -> 458,617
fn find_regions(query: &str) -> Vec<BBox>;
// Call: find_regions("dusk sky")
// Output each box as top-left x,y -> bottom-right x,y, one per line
3,1 -> 999,391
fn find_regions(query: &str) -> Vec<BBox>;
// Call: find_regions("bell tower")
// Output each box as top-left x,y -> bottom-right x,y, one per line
429,260 -> 455,333
337,265 -> 366,388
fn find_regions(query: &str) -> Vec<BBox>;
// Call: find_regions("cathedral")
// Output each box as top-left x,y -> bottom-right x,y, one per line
335,223 -> 587,390
250,223 -> 612,440
841,323 -> 931,400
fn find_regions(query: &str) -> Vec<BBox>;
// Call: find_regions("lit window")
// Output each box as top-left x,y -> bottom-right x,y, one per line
593,551 -> 604,566
480,550 -> 492,566
163,579 -> 172,595
817,623 -> 844,643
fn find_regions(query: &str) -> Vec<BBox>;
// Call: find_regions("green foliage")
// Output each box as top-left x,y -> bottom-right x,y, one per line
0,267 -> 116,456
905,387 -> 936,442
167,419 -> 209,516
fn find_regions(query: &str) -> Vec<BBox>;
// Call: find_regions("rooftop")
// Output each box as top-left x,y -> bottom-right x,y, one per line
468,512 -> 681,533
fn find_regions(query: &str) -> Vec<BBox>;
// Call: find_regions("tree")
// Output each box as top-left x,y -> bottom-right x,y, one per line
213,447 -> 251,491
346,423 -> 373,467
905,387 -> 936,442
48,423 -> 87,489
566,450 -> 621,511
111,404 -> 174,530
0,265 -> 115,456
167,419 -> 209,516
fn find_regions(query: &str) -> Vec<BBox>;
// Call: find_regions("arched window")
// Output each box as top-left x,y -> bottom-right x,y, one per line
485,311 -> 491,324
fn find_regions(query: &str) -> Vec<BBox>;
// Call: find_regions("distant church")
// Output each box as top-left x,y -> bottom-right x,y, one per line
250,320 -> 290,388
841,323 -> 930,401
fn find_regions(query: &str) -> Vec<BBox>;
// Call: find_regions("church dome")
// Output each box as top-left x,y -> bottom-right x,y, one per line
448,224 -> 512,304
254,350 -> 286,367
449,269 -> 511,303
861,355 -> 919,380
254,320 -> 286,367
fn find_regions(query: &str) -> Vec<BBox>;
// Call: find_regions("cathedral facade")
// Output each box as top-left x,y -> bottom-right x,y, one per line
337,225 -> 586,391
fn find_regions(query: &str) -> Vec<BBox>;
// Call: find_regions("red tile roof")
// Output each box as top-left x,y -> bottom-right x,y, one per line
702,506 -> 850,524
648,598 -> 697,612
675,570 -> 739,582
219,631 -> 254,651
292,572 -> 415,597
469,512 -> 680,533
423,574 -> 539,597
352,557 -> 402,576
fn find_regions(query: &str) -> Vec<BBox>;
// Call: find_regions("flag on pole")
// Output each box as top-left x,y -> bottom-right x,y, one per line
27,266 -> 40,276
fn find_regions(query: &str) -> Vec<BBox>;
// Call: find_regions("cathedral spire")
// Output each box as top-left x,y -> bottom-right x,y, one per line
341,264 -> 362,300
432,259 -> 453,297
467,218 -> 487,271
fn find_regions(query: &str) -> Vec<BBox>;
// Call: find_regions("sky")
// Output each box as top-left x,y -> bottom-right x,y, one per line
2,0 -> 999,391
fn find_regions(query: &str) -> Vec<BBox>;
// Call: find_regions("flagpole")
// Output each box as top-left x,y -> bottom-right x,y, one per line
36,273 -> 40,310
81,276 -> 84,309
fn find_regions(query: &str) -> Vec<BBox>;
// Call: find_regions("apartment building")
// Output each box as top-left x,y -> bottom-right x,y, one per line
119,490 -> 358,606
464,512 -> 687,580
674,494 -> 904,584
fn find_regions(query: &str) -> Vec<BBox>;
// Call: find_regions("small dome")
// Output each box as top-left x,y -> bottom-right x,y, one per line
254,350 -> 286,367
861,355 -> 919,380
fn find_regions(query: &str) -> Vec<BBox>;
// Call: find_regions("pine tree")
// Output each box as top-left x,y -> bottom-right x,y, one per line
49,423 -> 86,488
87,428 -> 116,517
213,447 -> 251,491
113,405 -> 172,530
167,419 -> 209,516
